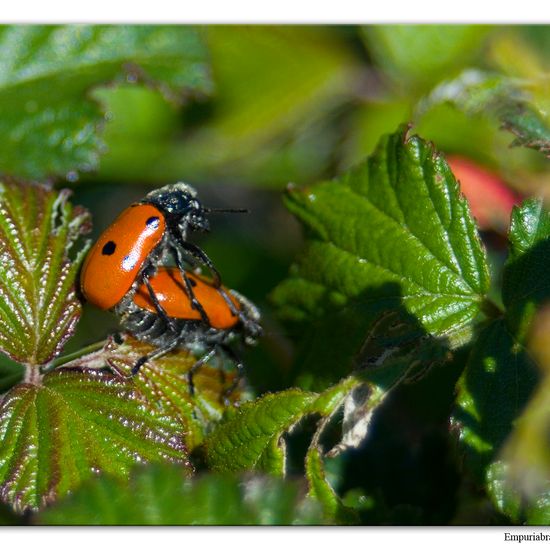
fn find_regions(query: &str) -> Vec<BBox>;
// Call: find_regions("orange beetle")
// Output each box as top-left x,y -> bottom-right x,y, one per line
80,182 -> 236,324
121,267 -> 262,393
133,268 -> 242,330
80,204 -> 166,310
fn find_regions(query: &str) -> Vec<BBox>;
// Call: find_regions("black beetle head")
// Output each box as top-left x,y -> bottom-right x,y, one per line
144,182 -> 210,232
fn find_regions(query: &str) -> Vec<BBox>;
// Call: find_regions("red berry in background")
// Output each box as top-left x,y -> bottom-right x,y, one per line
447,155 -> 521,234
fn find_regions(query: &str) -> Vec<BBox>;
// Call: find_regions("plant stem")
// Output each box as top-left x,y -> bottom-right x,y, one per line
42,340 -> 107,373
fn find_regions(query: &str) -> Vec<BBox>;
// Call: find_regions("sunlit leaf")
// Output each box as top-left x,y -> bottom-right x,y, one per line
0,368 -> 189,512
305,445 -> 358,525
204,389 -> 317,475
0,181 -> 90,366
272,126 -> 489,385
104,335 -> 243,449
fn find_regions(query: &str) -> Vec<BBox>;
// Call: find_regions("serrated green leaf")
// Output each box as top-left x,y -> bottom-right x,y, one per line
0,368 -> 190,512
37,466 -> 323,525
502,199 -> 550,343
0,25 -> 211,179
305,445 -> 358,525
0,181 -> 90,366
204,389 -> 317,474
103,335 -> 243,449
272,127 -> 489,384
419,70 -> 550,158
274,126 -> 489,334
452,320 -> 538,485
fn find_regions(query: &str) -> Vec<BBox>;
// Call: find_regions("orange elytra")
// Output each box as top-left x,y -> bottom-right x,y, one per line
133,267 -> 241,330
80,204 -> 166,310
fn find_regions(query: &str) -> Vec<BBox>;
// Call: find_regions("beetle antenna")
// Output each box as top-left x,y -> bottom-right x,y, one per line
204,207 -> 249,214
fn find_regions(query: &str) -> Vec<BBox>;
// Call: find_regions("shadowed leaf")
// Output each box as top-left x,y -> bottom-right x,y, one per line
502,199 -> 550,343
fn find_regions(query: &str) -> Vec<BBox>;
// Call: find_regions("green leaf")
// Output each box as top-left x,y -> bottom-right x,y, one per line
452,199 -> 550,521
0,355 -> 23,393
0,368 -> 190,512
272,126 -> 489,384
419,70 -> 550,158
0,501 -> 21,525
362,26 -> 489,91
0,25 -> 211,179
0,181 -> 90,366
305,445 -> 358,525
102,335 -> 244,449
204,389 -> 317,474
502,199 -> 550,343
97,26 -> 359,187
452,320 -> 538,485
477,307 -> 550,523
37,466 -> 323,525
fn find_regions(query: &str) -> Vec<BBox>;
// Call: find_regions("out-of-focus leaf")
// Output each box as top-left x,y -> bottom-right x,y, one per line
446,156 -> 520,234
97,26 -> 360,187
0,25 -> 211,179
103,335 -> 243,449
0,355 -> 24,393
0,181 -> 90,366
204,389 -> 317,475
452,320 -> 538,486
502,199 -> 550,343
0,368 -> 190,512
272,126 -> 489,377
362,25 -> 490,91
37,466 -> 323,525
419,70 -> 550,159
0,501 -> 21,525
341,101 -> 410,169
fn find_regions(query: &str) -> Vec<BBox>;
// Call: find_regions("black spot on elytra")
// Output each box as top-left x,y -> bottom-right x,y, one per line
146,216 -> 160,229
102,241 -> 116,255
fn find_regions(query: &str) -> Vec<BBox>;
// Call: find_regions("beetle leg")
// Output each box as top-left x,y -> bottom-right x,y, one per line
186,347 -> 217,397
172,233 -> 222,287
171,245 -> 211,325
170,232 -> 257,332
142,272 -> 179,333
131,337 -> 181,375
218,344 -> 245,405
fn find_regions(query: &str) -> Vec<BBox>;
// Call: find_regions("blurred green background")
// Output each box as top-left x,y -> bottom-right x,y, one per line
68,24 -> 550,379
59,25 -> 550,523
